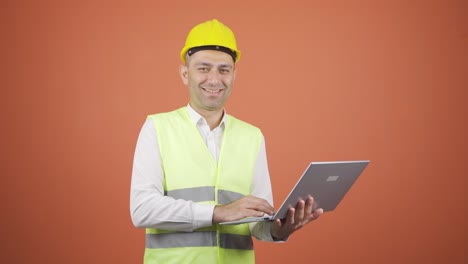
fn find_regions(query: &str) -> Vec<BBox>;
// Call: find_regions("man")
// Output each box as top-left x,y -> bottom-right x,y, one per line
130,19 -> 323,263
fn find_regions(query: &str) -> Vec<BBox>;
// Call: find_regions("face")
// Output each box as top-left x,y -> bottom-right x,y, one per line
179,50 -> 236,114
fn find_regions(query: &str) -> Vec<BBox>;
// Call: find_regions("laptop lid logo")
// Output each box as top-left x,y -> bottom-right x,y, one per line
327,176 -> 340,182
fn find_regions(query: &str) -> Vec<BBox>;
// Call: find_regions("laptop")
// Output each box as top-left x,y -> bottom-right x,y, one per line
219,160 -> 370,225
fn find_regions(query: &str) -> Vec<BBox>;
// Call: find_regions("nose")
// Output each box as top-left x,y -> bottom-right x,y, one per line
206,69 -> 221,86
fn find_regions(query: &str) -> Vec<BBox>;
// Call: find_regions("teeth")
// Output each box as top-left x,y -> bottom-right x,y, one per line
203,88 -> 221,93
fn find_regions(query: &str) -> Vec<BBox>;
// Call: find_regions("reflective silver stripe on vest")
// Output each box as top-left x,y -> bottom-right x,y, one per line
164,187 -> 244,204
146,231 -> 217,248
218,189 -> 244,205
146,232 -> 253,250
220,233 -> 254,250
165,186 -> 214,202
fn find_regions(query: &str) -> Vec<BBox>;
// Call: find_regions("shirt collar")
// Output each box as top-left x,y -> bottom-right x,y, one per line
186,104 -> 227,129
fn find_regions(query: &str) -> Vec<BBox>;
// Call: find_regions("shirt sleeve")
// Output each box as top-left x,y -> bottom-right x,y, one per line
248,136 -> 280,242
130,118 -> 214,232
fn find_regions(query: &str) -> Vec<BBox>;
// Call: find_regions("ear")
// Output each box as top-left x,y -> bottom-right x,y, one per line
232,66 -> 237,82
179,65 -> 189,85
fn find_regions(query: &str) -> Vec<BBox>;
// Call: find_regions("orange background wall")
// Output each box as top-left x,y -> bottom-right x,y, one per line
1,1 -> 467,263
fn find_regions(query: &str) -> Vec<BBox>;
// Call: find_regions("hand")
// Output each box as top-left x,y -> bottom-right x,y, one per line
213,195 -> 275,224
271,196 -> 323,240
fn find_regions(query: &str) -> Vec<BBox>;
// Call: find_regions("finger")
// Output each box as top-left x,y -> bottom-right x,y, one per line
304,196 -> 314,216
287,207 -> 295,225
307,208 -> 324,222
245,196 -> 275,215
271,219 -> 283,239
243,209 -> 264,217
294,200 -> 305,224
313,208 -> 324,218
274,218 -> 282,228
249,202 -> 274,216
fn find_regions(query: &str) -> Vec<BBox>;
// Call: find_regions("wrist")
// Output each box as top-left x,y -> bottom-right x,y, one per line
212,205 -> 221,224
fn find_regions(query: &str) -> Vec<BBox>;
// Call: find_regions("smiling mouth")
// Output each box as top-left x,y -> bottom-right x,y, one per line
202,88 -> 223,94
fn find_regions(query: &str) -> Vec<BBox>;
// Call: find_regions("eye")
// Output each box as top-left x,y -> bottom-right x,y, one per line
220,68 -> 231,74
198,67 -> 209,72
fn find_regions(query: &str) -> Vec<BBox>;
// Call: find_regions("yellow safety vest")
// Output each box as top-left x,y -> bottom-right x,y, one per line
144,107 -> 263,264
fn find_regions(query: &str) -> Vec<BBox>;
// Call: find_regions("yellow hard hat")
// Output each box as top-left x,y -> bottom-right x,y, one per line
180,19 -> 241,63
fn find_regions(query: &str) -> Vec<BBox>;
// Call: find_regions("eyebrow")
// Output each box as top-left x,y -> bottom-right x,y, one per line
194,62 -> 233,69
218,64 -> 233,69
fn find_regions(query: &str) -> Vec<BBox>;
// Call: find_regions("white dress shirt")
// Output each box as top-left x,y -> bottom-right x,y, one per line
130,105 -> 275,241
